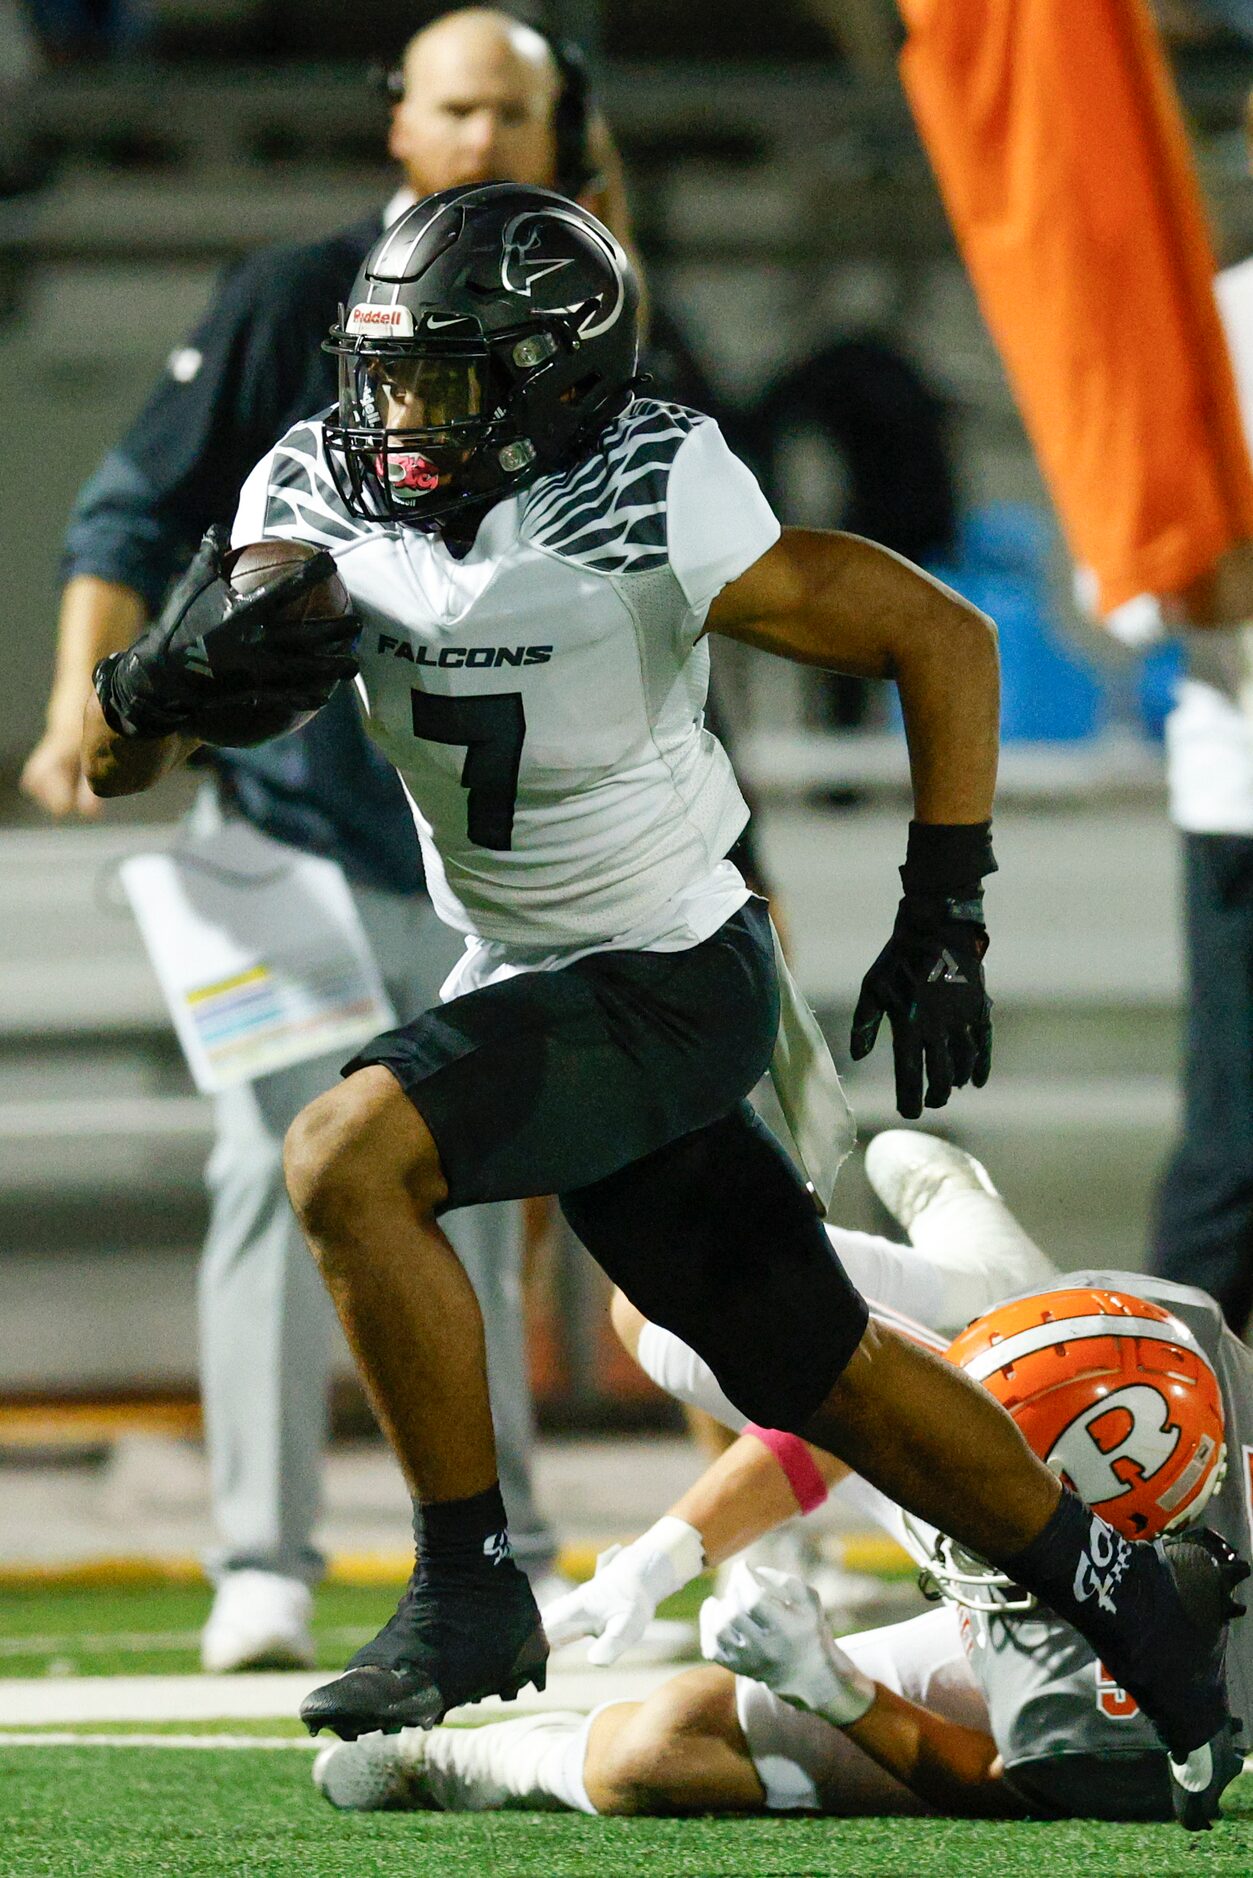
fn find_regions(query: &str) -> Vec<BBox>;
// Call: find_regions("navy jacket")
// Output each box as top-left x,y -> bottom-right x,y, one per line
63,212 -> 425,896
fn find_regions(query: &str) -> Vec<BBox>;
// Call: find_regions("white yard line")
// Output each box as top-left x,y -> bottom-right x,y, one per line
0,1628 -> 371,1657
0,1732 -> 315,1750
0,1662 -> 673,1726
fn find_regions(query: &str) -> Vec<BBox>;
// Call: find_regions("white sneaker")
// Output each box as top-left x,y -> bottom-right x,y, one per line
314,1728 -> 433,1811
864,1130 -> 1057,1333
200,1569 -> 315,1673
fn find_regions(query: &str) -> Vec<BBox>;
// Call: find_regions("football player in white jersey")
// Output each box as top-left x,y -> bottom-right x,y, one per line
312,1134 -> 1253,1829
82,185 -> 1241,1811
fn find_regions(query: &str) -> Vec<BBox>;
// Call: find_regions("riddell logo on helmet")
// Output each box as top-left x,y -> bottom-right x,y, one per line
346,304 -> 415,337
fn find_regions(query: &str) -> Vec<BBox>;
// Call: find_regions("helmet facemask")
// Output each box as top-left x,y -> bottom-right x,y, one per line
325,333 -> 525,526
906,1520 -> 1037,1616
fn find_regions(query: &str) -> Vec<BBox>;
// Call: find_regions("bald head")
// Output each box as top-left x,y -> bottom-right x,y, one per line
389,8 -> 561,198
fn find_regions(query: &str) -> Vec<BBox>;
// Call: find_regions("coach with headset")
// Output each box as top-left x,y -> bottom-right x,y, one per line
22,7 -> 627,1673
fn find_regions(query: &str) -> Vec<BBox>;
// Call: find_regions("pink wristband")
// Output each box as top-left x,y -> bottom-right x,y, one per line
743,1423 -> 830,1515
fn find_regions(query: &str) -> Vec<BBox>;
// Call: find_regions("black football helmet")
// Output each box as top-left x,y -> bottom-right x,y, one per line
323,183 -> 640,527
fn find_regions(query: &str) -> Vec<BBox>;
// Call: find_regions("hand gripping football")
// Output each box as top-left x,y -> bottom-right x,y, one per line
194,539 -> 356,749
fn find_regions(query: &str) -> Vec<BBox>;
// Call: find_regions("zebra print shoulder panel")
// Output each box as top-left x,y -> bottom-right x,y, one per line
523,399 -> 701,574
261,420 -> 375,548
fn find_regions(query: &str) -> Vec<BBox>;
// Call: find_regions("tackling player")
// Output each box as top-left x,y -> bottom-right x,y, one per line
313,1133 -> 1253,1827
80,185 -> 1242,1819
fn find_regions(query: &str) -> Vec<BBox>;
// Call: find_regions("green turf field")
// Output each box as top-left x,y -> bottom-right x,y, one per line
0,1748 -> 1250,1878
3,1583 -> 1252,1875
0,1579 -> 712,1679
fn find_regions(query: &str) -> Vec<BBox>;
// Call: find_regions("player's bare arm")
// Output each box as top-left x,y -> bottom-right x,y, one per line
542,1414 -> 846,1662
834,1683 -> 1012,1815
614,1285 -> 845,1549
705,528 -> 998,823
708,526 -> 998,1119
81,688 -> 198,798
677,1432 -> 845,1565
23,576 -> 148,817
702,1569 -> 1014,1816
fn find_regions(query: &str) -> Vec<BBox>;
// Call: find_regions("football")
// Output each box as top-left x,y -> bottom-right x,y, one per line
193,538 -> 354,749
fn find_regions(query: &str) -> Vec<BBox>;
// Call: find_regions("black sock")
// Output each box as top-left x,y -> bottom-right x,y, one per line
413,1482 -> 515,1586
1003,1490 -> 1225,1756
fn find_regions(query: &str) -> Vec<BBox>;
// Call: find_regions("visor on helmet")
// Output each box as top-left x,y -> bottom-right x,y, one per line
326,337 -> 506,522
352,354 -> 486,433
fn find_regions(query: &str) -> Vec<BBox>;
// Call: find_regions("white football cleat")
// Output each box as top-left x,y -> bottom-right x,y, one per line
200,1569 -> 315,1673
864,1130 -> 1058,1333
314,1728 -> 433,1811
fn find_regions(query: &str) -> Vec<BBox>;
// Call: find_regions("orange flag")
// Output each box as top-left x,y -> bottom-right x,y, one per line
899,0 -> 1253,614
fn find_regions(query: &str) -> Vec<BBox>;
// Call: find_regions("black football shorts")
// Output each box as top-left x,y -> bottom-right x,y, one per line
342,898 -> 779,1210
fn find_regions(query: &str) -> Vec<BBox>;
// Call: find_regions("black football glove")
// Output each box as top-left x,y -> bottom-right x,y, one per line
850,822 -> 995,1120
94,526 -> 359,739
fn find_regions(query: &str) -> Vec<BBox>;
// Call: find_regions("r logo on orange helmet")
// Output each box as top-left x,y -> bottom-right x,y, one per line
917,1274 -> 1253,1814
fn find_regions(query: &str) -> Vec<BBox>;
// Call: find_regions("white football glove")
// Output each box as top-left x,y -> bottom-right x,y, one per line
540,1515 -> 704,1666
699,1561 -> 876,1727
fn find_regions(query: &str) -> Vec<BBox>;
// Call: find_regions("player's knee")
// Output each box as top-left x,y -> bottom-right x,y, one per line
593,1719 -> 694,1815
592,1670 -> 733,1815
283,1068 -> 442,1248
284,1087 -> 366,1248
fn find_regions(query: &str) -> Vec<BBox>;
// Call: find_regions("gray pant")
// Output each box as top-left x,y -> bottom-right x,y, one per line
1151,831 -> 1253,1333
198,870 -> 555,1585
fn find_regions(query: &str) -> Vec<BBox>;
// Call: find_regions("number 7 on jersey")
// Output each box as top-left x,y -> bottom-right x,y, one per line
409,689 -> 526,852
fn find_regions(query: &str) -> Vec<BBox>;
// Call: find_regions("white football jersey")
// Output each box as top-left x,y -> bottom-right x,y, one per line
233,398 -> 780,951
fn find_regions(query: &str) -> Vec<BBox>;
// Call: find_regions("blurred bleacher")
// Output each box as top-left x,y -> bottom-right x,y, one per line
0,795 -> 1183,1402
4,1 -> 1246,1414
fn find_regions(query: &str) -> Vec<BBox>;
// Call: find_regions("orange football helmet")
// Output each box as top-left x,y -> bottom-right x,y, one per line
948,1286 -> 1225,1540
907,1287 -> 1226,1612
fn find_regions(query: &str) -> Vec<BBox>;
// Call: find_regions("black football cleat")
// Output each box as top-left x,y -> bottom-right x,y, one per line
1169,1716 -> 1245,1833
300,1561 -> 548,1742
1155,1529 -> 1250,1831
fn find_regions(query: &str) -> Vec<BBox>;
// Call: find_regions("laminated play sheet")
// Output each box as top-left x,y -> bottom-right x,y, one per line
119,820 -> 395,1093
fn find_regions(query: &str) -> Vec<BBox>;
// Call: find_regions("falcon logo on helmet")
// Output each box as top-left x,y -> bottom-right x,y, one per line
905,1288 -> 1226,1613
322,183 -> 640,529
500,217 -> 575,296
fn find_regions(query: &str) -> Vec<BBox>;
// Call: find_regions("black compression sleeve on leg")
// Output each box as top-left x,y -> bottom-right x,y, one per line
561,1103 -> 869,1430
414,1483 -> 512,1586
